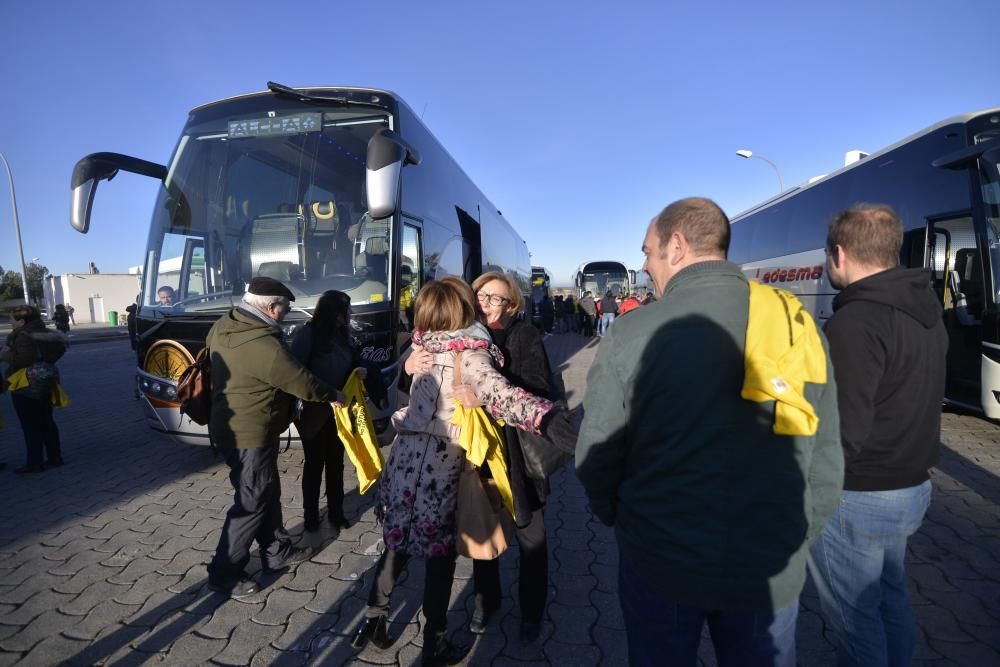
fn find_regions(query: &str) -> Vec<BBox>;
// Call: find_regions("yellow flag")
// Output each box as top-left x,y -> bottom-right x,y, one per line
451,403 -> 514,517
334,370 -> 384,494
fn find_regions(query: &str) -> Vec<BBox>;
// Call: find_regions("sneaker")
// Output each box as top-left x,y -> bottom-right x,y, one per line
263,545 -> 312,573
208,576 -> 260,601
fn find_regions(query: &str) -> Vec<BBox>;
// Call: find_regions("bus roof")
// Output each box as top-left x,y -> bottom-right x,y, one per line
731,107 -> 1000,224
190,85 -> 399,113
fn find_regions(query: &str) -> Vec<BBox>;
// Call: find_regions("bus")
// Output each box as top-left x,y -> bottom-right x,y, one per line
574,260 -> 636,299
530,266 -> 551,327
729,108 -> 1000,418
70,82 -> 532,445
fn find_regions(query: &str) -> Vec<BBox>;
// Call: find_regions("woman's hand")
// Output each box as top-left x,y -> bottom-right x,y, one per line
404,345 -> 433,376
450,383 -> 482,409
330,390 -> 347,409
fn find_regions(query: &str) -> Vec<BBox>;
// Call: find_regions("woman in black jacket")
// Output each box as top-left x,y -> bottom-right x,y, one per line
291,290 -> 387,532
468,271 -> 556,642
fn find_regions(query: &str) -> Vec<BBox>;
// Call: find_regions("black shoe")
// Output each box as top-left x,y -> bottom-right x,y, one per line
47,458 -> 64,467
303,518 -> 320,533
327,513 -> 349,530
208,576 -> 260,601
352,614 -> 392,650
263,545 -> 312,573
469,601 -> 498,634
519,621 -> 542,643
14,465 -> 44,474
421,637 -> 469,666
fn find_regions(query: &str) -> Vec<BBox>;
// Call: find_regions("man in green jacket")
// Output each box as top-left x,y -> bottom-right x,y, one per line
207,277 -> 343,599
575,198 -> 843,666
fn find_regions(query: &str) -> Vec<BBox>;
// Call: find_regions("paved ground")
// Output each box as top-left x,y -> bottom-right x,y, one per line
0,334 -> 998,666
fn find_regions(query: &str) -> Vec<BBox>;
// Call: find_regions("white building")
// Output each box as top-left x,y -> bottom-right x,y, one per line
44,274 -> 141,324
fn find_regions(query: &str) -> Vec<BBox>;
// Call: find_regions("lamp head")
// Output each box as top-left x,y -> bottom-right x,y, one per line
736,149 -> 753,159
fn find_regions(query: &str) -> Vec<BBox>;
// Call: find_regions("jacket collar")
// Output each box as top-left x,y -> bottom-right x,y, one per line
663,260 -> 744,298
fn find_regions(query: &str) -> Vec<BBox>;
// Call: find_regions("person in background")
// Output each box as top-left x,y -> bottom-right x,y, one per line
576,197 -> 842,666
579,291 -> 597,337
291,290 -> 387,532
65,303 -> 75,325
598,290 -> 618,336
352,277 -> 577,666
1,305 -> 67,473
52,304 -> 71,333
539,295 -> 555,334
561,295 -> 578,334
156,286 -> 175,306
618,293 -> 641,316
808,204 -> 947,666
205,277 -> 342,600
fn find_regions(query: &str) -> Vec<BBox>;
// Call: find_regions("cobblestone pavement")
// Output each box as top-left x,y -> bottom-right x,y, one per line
0,334 -> 998,665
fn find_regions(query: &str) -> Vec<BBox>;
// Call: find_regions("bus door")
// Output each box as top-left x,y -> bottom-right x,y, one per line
924,213 -> 983,409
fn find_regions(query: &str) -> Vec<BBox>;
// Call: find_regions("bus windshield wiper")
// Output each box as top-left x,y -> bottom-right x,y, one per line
267,81 -> 368,107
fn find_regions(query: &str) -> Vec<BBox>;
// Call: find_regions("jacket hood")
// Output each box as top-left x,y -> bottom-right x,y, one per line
211,307 -> 281,349
833,267 -> 942,328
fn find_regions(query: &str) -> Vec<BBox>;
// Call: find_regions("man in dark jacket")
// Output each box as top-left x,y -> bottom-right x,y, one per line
206,277 -> 342,599
809,204 -> 947,666
576,198 -> 842,666
597,290 -> 618,336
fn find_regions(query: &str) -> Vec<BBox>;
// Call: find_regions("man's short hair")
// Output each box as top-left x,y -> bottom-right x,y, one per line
414,277 -> 476,332
827,204 -> 902,268
157,286 -> 174,296
653,197 -> 730,257
242,292 -> 287,312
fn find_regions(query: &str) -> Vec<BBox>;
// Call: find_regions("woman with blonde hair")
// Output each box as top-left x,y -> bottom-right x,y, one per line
351,276 -> 576,666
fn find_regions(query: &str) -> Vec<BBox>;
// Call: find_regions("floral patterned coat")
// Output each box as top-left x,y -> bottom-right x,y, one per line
375,323 -> 555,558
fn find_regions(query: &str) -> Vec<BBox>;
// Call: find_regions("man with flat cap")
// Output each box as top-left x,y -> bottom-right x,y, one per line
206,277 -> 345,599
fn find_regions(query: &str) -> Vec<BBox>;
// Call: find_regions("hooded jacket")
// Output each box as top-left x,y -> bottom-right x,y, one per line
205,307 -> 338,449
825,267 -> 948,491
3,319 -> 67,382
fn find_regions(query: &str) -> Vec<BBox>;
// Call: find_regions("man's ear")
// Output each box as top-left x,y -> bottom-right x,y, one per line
668,232 -> 688,265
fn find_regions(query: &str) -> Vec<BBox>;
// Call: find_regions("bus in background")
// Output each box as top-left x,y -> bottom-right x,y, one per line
70,82 -> 531,445
574,260 -> 636,299
530,266 -> 550,327
729,108 -> 1000,418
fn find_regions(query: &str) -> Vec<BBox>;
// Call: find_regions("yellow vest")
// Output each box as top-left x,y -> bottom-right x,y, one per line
451,403 -> 514,517
741,281 -> 827,436
334,369 -> 383,494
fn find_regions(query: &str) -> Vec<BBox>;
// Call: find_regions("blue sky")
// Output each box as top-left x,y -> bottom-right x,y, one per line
2,0 -> 999,287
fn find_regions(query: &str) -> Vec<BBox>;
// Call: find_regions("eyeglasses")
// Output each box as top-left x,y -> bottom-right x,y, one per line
477,292 -> 511,306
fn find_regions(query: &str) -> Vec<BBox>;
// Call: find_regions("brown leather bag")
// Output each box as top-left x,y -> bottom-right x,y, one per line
176,347 -> 212,426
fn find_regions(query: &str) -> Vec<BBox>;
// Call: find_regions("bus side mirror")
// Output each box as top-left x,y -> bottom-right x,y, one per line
366,129 -> 421,219
629,270 -> 637,286
71,152 -> 167,233
575,272 -> 582,289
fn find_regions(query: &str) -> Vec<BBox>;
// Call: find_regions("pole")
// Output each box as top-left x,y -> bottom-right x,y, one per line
0,150 -> 31,305
755,154 -> 785,193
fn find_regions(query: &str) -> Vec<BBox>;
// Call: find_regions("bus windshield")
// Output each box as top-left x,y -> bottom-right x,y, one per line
142,105 -> 393,314
981,154 -> 1000,306
582,270 -> 627,296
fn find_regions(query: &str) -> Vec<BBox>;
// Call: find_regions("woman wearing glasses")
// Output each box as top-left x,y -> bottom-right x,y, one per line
465,271 -> 559,642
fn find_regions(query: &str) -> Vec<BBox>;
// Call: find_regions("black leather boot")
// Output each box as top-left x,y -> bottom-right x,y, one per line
352,614 -> 392,650
421,632 -> 469,666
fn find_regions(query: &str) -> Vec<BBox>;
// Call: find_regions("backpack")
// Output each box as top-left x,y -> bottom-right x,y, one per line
176,347 -> 212,426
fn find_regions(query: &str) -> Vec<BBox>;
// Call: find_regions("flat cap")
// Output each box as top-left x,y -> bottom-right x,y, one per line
248,276 -> 295,301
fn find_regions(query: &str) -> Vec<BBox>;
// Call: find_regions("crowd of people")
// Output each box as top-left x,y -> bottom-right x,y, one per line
537,289 -> 654,337
1,196 -> 947,666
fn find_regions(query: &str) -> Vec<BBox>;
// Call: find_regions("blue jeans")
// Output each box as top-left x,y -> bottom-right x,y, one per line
807,480 -> 931,667
619,556 -> 798,667
600,312 -> 615,335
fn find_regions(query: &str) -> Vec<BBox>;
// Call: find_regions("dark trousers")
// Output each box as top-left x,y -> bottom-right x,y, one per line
619,555 -> 798,667
208,444 -> 292,585
581,313 -> 595,337
301,417 -> 346,526
11,393 -> 61,468
366,548 -> 458,637
473,506 -> 548,624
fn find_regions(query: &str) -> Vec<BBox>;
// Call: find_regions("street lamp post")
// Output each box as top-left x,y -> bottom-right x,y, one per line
736,149 -> 784,194
0,150 -> 31,305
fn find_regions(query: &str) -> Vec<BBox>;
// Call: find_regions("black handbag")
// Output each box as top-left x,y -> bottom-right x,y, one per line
519,370 -> 572,480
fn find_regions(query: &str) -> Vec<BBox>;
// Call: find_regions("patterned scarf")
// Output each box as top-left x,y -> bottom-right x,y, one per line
413,322 -> 505,368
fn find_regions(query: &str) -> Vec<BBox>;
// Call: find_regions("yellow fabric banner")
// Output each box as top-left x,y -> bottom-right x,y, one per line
742,281 -> 827,436
451,403 -> 514,517
6,368 -> 71,408
334,369 -> 383,494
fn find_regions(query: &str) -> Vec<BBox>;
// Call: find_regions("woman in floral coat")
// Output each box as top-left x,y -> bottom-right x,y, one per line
351,277 -> 576,666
